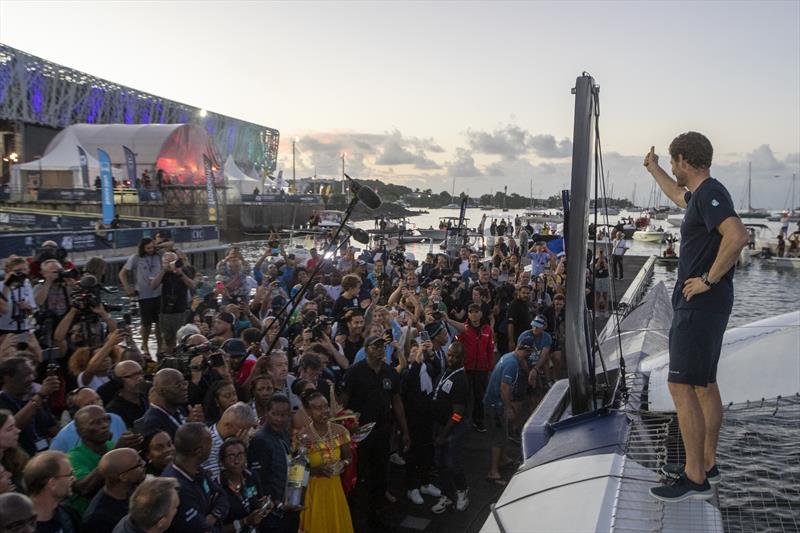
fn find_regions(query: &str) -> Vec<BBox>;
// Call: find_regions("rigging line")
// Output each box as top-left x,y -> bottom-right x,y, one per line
589,86 -> 627,399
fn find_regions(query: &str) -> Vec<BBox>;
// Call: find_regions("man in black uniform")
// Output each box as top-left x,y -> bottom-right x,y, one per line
341,335 -> 410,532
644,133 -> 748,502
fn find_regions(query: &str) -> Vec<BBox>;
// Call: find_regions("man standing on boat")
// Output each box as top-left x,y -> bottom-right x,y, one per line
644,132 -> 748,502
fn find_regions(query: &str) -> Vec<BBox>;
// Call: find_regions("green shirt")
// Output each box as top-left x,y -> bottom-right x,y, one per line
68,441 -> 113,515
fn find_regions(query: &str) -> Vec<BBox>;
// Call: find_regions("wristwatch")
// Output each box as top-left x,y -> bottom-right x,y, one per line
701,272 -> 713,287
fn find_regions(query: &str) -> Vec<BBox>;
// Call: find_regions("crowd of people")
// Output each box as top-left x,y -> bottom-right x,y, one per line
0,221 -> 596,532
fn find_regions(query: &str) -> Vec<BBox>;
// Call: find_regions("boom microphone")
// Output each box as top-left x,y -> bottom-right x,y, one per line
344,173 -> 382,210
346,226 -> 370,245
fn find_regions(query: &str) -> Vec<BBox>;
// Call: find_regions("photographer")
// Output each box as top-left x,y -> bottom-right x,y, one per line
33,259 -> 78,349
0,257 -> 37,334
149,252 -> 193,353
53,300 -> 117,356
69,329 -> 126,390
28,240 -> 74,279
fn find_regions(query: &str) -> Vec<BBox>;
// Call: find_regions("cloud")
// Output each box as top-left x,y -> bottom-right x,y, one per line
466,124 -> 528,159
528,134 -> 572,158
747,144 -> 787,173
375,139 -> 440,169
446,148 -> 482,177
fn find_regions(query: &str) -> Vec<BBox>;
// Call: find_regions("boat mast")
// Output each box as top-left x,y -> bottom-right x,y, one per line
503,186 -> 508,210
530,178 -> 534,210
565,74 -> 596,415
747,162 -> 752,212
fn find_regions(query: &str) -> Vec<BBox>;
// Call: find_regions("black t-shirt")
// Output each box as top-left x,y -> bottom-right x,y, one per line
342,336 -> 363,365
84,488 -> 129,531
37,505 -> 81,533
507,299 -> 532,342
343,360 -> 400,428
107,393 -> 149,429
674,178 -> 738,315
332,294 -> 360,320
160,270 -> 189,314
433,367 -> 469,426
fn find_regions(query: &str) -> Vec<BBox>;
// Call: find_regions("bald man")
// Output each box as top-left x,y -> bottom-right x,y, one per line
107,361 -> 149,428
50,387 -> 127,452
84,448 -> 146,530
0,492 -> 36,533
68,406 -> 141,515
135,368 -> 194,439
201,402 -> 258,478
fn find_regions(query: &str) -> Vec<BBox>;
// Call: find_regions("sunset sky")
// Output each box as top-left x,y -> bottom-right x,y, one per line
1,0 -> 798,207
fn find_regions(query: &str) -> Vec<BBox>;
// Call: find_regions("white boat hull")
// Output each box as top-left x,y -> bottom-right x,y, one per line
771,256 -> 800,269
632,231 -> 665,243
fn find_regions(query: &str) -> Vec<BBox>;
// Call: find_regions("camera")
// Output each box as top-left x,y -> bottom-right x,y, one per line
57,269 -> 81,283
6,271 -> 27,289
389,249 -> 406,268
169,258 -> 184,270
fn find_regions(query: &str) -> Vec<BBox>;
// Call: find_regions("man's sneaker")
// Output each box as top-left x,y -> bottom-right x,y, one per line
390,452 -> 406,466
660,463 -> 722,485
649,474 -> 712,502
431,495 -> 453,514
407,488 -> 424,505
420,484 -> 442,498
473,422 -> 487,433
456,489 -> 469,511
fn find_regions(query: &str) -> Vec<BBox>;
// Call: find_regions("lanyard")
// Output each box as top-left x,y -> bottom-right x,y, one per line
433,367 -> 464,400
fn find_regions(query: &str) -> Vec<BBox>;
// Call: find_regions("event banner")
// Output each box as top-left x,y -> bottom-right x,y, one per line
122,146 -> 137,188
98,148 -> 115,225
203,155 -> 218,223
77,146 -> 91,189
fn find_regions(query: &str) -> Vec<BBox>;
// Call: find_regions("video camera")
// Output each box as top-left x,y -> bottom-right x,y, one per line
158,340 -> 225,377
70,274 -> 123,319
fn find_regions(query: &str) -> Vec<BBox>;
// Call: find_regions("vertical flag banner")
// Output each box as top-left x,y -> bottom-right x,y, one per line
122,146 -> 137,188
203,155 -> 218,223
98,148 -> 115,224
77,146 -> 90,189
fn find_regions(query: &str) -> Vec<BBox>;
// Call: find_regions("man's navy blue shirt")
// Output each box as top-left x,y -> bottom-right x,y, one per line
674,177 -> 738,315
162,463 -> 228,533
247,425 -> 291,506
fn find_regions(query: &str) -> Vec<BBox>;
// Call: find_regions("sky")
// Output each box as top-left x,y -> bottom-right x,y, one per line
1,0 -> 799,208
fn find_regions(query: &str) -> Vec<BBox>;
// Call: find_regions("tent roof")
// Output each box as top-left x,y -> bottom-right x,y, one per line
13,128 -> 121,177
224,155 -> 259,183
47,123 -> 184,166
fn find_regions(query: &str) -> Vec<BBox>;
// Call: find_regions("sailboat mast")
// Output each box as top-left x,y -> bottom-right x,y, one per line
565,74 -> 596,415
748,162 -> 752,211
530,178 -> 534,209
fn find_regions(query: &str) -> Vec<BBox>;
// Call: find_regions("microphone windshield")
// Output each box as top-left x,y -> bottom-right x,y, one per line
348,227 -> 371,244
344,174 -> 382,210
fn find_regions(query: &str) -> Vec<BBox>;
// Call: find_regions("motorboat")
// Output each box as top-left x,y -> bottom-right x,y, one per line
632,225 -> 667,243
666,216 -> 683,227
418,216 -> 470,241
768,256 -> 800,269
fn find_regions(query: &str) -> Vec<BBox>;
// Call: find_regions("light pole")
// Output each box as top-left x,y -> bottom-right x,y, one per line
341,152 -> 347,199
292,136 -> 299,193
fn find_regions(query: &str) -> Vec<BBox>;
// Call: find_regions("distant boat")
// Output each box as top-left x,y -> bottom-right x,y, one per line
443,203 -> 460,209
633,225 -> 668,243
738,162 -> 772,218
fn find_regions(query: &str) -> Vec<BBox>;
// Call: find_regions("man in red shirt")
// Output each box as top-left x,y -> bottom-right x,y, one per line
454,304 -> 495,432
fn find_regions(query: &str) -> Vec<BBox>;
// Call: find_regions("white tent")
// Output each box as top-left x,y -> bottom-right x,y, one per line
10,128 -> 123,196
224,155 -> 260,201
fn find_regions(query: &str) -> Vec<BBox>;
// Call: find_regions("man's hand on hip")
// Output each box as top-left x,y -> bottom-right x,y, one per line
682,277 -> 711,301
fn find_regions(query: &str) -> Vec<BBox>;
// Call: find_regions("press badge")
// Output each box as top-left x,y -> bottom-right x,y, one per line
382,378 -> 392,391
34,438 -> 48,452
441,380 -> 453,394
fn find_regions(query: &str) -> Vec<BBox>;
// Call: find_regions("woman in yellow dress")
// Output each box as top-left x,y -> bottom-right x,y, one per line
296,389 -> 354,533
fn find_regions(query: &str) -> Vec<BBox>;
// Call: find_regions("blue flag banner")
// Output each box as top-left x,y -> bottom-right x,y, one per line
203,155 -> 218,223
77,146 -> 90,189
98,148 -> 115,224
122,146 -> 137,188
